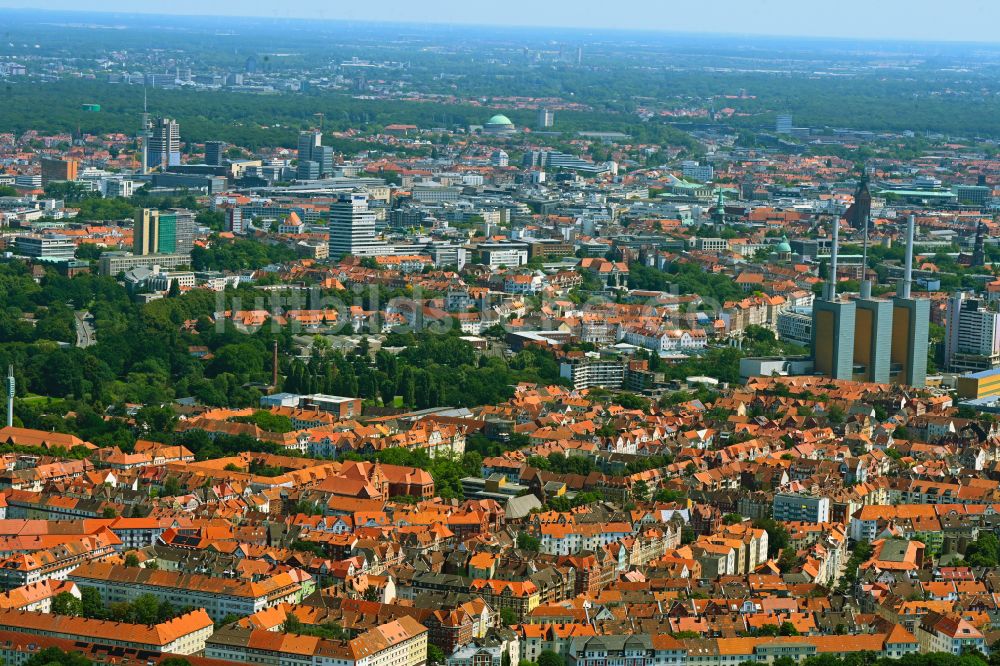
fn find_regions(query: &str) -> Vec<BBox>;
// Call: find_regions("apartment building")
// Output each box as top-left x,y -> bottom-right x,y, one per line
469,579 -> 540,621
915,612 -> 986,656
0,532 -> 120,588
68,562 -> 304,620
772,493 -> 831,523
0,608 -> 214,654
206,616 -> 428,666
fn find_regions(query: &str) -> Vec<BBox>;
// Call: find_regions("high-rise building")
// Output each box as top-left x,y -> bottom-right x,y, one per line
133,208 -> 191,257
537,108 -> 554,128
134,208 -> 161,255
328,191 -> 380,258
296,130 -> 327,179
227,208 -> 245,234
776,114 -> 793,135
40,157 -> 79,185
204,141 -> 225,167
169,208 -> 196,256
157,212 -> 178,254
944,292 -> 1000,373
146,118 -> 181,170
314,145 -> 334,177
297,160 -> 320,180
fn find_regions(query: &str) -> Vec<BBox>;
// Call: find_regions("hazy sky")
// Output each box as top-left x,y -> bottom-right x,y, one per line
0,0 -> 996,42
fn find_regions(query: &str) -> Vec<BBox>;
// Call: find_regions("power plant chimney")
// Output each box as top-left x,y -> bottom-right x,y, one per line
898,214 -> 915,299
825,217 -> 840,301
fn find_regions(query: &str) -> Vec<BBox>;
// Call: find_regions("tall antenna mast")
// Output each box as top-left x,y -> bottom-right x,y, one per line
825,217 -> 840,301
5,366 -> 14,428
898,215 -> 915,299
860,192 -> 872,298
140,86 -> 150,176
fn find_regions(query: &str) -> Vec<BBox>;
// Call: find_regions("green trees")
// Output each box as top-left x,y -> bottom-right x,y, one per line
26,647 -> 93,666
233,410 -> 296,433
517,532 -> 541,552
282,611 -> 351,640
191,236 -> 298,271
499,608 -> 519,626
627,262 -> 744,304
838,541 -> 875,593
72,587 -> 182,624
428,645 -> 446,666
285,333 -> 564,411
964,533 -> 1000,567
537,650 -> 566,666
753,518 -> 790,558
51,591 -> 84,616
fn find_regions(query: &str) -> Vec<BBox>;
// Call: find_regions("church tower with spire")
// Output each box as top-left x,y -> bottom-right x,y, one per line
972,221 -> 987,267
847,170 -> 872,230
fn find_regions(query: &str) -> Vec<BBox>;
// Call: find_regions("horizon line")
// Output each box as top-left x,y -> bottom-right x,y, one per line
1,6 -> 1000,47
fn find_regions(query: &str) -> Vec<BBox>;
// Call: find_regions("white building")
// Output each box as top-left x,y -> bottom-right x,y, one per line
329,191 -> 384,258
944,292 -> 1000,372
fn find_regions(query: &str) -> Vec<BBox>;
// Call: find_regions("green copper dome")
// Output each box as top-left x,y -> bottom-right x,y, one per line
776,236 -> 792,253
486,114 -> 514,126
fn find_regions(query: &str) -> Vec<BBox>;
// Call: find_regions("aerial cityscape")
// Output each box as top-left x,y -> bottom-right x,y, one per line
4,4 -> 1000,666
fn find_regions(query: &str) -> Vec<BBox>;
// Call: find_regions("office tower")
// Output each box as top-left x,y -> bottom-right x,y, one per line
170,208 -> 195,255
812,218 -> 856,380
776,114 -> 793,135
316,145 -> 334,177
204,141 -> 225,166
146,118 -> 181,170
944,292 -> 1000,373
537,108 -> 554,128
157,212 -> 178,254
40,157 -> 79,185
491,150 -> 509,167
297,130 -> 332,179
134,208 -> 161,255
891,215 -> 930,387
297,160 -> 320,180
106,179 -> 134,198
329,191 -> 379,258
297,130 -> 321,163
134,208 -> 185,256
